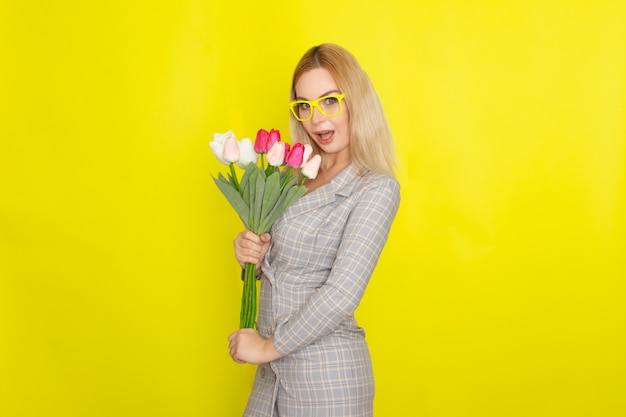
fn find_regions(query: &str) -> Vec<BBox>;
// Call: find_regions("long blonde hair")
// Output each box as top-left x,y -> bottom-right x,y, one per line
290,44 -> 398,178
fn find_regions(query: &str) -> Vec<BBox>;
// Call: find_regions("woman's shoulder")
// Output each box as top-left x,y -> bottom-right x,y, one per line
358,169 -> 399,189
352,170 -> 400,200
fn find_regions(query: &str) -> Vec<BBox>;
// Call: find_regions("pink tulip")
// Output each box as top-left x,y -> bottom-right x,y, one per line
301,144 -> 313,168
282,143 -> 292,165
286,143 -> 304,168
254,129 -> 269,153
266,141 -> 286,166
222,135 -> 240,163
301,154 -> 321,179
266,129 -> 280,153
209,131 -> 236,165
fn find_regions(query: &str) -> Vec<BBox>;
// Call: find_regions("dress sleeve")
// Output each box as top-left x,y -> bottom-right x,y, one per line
272,176 -> 401,355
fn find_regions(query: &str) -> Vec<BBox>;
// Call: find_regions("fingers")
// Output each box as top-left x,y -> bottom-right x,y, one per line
233,240 -> 259,266
234,231 -> 271,267
228,330 -> 253,365
234,231 -> 262,253
237,230 -> 270,246
228,331 -> 245,364
240,230 -> 262,243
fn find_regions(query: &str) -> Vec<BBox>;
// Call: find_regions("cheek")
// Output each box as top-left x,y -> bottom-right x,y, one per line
338,113 -> 350,134
302,122 -> 315,137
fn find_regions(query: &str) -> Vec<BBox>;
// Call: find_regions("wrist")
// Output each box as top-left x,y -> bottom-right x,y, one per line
263,336 -> 282,362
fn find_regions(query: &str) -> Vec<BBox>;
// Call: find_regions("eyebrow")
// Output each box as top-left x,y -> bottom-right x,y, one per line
295,90 -> 342,101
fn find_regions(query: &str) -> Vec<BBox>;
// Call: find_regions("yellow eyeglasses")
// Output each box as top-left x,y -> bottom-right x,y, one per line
288,94 -> 346,122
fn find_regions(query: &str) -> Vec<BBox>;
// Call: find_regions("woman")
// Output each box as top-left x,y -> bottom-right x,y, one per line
228,43 -> 400,417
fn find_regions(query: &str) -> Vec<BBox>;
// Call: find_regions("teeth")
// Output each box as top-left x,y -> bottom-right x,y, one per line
318,131 -> 332,140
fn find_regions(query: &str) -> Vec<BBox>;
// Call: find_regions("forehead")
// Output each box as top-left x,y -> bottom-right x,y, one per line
294,68 -> 339,99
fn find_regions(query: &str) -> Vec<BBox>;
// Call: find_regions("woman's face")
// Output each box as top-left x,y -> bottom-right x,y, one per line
294,68 -> 351,161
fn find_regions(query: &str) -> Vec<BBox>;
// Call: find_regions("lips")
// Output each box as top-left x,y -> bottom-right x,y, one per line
315,130 -> 334,143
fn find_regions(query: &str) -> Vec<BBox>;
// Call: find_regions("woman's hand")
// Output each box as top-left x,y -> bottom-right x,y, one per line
228,329 -> 282,365
233,230 -> 271,275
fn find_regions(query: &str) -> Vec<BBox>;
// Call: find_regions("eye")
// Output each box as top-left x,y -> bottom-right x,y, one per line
323,96 -> 339,105
298,102 -> 311,110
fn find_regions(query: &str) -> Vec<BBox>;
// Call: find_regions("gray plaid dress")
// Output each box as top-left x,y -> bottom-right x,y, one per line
243,165 -> 400,417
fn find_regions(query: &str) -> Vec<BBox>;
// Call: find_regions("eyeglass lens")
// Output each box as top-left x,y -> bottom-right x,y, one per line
296,96 -> 342,120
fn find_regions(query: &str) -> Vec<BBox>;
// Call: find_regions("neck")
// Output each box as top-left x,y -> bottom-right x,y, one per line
320,152 -> 351,175
304,157 -> 351,193
320,160 -> 350,181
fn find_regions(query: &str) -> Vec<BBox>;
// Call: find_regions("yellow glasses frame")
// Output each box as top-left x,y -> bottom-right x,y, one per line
288,94 -> 346,122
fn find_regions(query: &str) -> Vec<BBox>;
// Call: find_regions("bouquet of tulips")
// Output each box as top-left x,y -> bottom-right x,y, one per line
209,129 -> 321,328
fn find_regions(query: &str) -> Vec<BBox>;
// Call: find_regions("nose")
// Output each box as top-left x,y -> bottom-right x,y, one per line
310,105 -> 325,124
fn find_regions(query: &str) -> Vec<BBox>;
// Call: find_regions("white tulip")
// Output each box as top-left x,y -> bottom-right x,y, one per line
237,138 -> 259,168
209,131 -> 236,165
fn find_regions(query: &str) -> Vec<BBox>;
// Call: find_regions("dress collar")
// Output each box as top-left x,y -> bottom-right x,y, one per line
279,164 -> 363,221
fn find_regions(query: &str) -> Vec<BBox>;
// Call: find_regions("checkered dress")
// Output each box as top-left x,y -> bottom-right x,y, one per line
243,165 -> 400,417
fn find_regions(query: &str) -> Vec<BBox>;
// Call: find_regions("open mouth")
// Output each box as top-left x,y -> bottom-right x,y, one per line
315,130 -> 334,143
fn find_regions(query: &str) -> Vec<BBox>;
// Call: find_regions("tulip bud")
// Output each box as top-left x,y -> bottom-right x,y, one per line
301,154 -> 321,179
266,141 -> 286,166
209,131 -> 235,165
266,129 -> 280,153
301,144 -> 313,168
254,129 -> 269,153
286,143 -> 304,168
237,138 -> 259,168
222,135 -> 240,163
282,143 -> 291,165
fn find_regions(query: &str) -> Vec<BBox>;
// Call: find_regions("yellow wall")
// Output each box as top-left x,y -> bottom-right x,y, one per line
1,1 -> 624,416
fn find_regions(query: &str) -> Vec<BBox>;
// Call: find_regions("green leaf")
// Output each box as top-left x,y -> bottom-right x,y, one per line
283,185 -> 307,209
240,166 -> 253,200
241,176 -> 251,217
260,171 -> 281,223
252,171 -> 265,233
258,184 -> 307,234
280,172 -> 298,192
212,174 -> 251,229
240,162 -> 259,191
245,168 -> 257,229
217,172 -> 237,191
247,170 -> 265,229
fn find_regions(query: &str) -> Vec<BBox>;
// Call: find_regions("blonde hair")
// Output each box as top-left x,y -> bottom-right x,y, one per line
290,43 -> 398,178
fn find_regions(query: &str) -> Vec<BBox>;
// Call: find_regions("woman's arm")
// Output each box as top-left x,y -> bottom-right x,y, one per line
229,231 -> 275,364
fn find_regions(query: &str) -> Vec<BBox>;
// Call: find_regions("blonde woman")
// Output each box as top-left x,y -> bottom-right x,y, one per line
229,43 -> 400,417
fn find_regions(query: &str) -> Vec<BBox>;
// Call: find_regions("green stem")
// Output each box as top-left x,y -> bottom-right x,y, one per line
281,167 -> 293,191
229,163 -> 242,195
240,262 -> 257,329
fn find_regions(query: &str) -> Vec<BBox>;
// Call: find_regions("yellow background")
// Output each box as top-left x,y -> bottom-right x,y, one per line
1,1 -> 624,416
